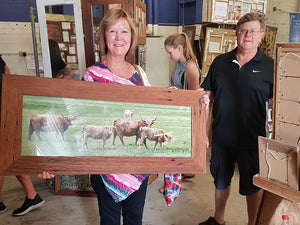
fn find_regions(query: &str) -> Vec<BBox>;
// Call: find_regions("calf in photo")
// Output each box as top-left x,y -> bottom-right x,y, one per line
82,125 -> 114,149
123,109 -> 134,118
139,127 -> 172,149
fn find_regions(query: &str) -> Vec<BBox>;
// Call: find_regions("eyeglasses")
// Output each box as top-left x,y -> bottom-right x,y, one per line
237,29 -> 262,35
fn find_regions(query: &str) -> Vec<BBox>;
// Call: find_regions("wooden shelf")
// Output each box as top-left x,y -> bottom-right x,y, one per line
253,175 -> 300,203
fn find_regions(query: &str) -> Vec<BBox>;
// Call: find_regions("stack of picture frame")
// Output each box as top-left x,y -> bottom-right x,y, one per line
46,13 -> 78,70
210,0 -> 267,24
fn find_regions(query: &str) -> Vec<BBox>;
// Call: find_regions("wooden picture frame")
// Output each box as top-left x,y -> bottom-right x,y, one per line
184,25 -> 196,45
0,75 -> 207,175
47,21 -> 62,41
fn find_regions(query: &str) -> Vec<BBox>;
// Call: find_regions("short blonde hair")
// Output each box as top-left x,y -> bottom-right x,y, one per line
98,8 -> 136,57
237,12 -> 266,31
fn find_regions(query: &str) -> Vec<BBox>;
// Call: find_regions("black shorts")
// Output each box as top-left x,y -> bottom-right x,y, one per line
210,142 -> 261,195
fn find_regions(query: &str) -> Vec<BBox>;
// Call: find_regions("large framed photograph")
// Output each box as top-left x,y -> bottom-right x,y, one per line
0,75 -> 207,175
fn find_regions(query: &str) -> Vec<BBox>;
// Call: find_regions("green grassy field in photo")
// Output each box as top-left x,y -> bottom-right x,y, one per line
21,95 -> 192,158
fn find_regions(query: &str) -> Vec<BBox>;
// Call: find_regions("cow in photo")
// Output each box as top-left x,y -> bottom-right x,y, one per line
29,114 -> 77,141
112,117 -> 156,145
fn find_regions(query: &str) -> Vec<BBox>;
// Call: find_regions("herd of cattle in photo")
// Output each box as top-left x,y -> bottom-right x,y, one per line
28,109 -> 172,150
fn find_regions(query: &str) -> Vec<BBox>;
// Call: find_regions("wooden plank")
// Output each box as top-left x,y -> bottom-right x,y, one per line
253,175 -> 300,203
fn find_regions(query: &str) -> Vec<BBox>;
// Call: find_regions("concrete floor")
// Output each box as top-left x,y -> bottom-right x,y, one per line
0,151 -> 248,225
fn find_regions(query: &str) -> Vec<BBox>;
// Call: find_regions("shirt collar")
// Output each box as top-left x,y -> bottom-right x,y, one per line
227,47 -> 263,62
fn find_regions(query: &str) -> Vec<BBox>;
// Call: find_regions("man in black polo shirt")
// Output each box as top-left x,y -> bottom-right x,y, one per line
199,13 -> 273,225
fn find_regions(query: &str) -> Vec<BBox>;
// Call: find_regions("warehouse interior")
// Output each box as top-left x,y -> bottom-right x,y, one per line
0,0 -> 299,225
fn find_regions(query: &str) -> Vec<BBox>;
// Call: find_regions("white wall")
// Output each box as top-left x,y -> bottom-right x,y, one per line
266,0 -> 299,43
145,26 -> 178,87
146,37 -> 170,87
0,22 -> 42,76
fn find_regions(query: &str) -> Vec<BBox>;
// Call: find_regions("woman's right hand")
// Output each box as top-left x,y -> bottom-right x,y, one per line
37,171 -> 55,179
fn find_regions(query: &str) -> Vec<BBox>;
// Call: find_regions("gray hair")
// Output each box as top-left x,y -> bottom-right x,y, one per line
237,12 -> 266,31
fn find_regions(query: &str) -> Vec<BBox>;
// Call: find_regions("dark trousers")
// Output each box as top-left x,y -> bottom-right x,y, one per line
91,175 -> 148,225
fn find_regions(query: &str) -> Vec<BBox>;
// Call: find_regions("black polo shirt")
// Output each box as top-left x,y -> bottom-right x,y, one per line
201,48 -> 274,151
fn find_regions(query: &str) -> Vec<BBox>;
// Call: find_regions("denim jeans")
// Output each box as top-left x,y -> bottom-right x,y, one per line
91,175 -> 148,225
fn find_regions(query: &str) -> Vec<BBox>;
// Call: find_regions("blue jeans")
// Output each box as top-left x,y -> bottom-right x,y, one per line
91,175 -> 148,225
